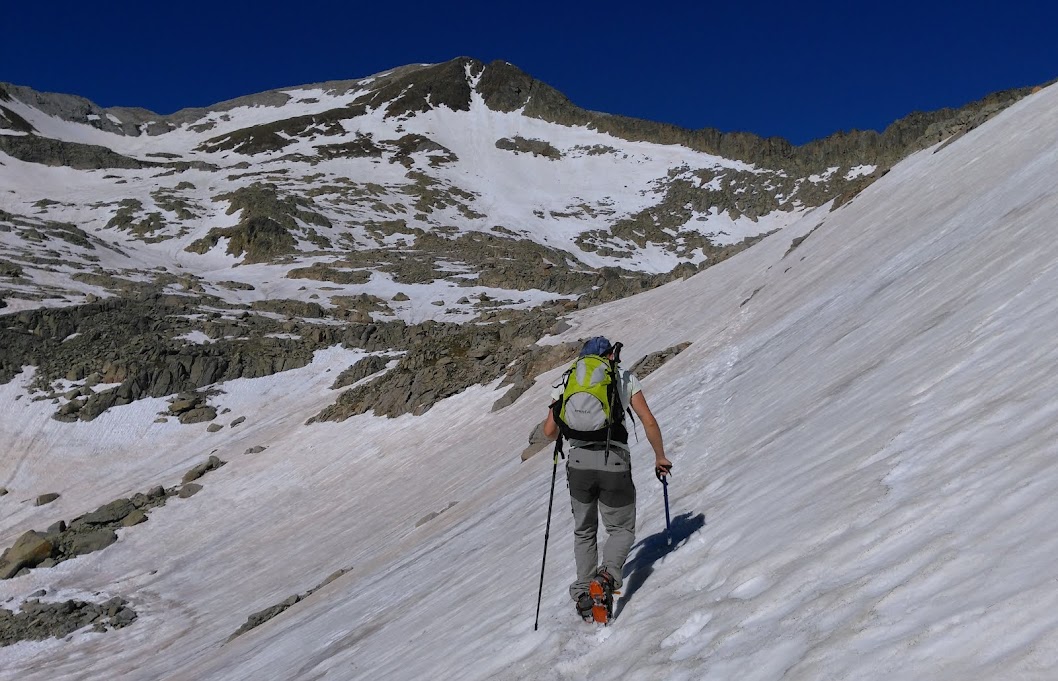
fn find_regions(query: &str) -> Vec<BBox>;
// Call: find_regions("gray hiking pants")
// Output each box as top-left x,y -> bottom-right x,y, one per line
566,447 -> 636,600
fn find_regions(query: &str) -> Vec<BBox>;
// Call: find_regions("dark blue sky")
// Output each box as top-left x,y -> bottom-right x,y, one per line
4,1 -> 1056,145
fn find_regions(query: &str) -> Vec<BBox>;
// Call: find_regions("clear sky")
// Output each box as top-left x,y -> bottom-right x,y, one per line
4,0 -> 1056,145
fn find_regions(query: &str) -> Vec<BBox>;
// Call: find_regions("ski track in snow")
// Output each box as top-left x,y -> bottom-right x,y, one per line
1,83 -> 1058,680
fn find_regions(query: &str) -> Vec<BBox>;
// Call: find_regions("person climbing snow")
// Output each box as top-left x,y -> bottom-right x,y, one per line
542,336 -> 671,623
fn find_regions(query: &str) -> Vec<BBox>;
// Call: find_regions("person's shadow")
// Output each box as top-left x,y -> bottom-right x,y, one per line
614,512 -> 705,619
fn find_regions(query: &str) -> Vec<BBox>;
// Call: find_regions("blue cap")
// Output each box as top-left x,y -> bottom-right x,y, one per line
580,336 -> 613,357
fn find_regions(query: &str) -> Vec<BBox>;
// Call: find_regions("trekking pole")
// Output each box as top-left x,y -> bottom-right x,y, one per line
534,439 -> 562,630
656,466 -> 673,546
662,476 -> 672,545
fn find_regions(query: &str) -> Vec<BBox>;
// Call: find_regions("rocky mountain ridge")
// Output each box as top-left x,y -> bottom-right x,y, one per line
0,57 -> 1042,426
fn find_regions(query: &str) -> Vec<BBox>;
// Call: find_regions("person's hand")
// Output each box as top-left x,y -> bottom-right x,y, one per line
654,456 -> 673,479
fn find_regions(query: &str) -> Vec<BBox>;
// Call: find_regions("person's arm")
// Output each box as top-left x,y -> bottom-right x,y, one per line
629,391 -> 672,475
542,403 -> 559,441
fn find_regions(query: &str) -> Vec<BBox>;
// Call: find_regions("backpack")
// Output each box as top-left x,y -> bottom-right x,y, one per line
552,353 -> 629,445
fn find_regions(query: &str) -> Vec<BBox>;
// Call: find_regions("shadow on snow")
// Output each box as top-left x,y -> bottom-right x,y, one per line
615,511 -> 705,619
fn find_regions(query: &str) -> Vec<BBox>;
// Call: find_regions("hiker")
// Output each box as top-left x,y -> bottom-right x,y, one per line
542,336 -> 671,622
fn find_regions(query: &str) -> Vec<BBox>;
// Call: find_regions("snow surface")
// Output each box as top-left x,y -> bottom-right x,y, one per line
2,83 -> 1058,680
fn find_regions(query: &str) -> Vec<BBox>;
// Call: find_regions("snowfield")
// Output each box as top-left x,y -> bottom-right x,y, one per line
2,81 -> 1058,680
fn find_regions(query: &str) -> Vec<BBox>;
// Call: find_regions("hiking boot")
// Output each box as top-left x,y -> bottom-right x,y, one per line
575,593 -> 594,621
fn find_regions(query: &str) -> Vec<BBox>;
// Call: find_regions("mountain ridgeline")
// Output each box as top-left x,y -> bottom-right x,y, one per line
0,57 -> 1042,425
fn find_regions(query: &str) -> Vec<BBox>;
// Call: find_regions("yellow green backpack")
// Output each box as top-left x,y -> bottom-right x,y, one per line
552,353 -> 629,444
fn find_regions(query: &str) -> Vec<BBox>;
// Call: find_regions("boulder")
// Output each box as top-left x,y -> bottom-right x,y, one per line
81,498 -> 135,525
182,455 -> 225,483
0,531 -> 54,579
35,493 -> 60,506
179,406 -> 217,424
67,529 -> 118,556
121,510 -> 148,527
169,397 -> 200,414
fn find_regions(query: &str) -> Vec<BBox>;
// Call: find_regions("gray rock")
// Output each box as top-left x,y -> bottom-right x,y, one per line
0,487 -> 7,496
179,406 -> 217,424
226,597 -> 299,642
67,529 -> 118,556
0,531 -> 53,579
330,354 -> 394,389
179,483 -> 202,498
0,594 -> 138,645
169,397 -> 201,414
120,510 -> 147,527
414,501 -> 458,528
627,342 -> 692,378
35,493 -> 60,506
82,498 -> 135,525
320,568 -> 352,588
182,455 -> 225,483
182,463 -> 209,483
206,423 -> 223,432
245,445 -> 266,455
521,423 -> 554,461
230,416 -> 246,427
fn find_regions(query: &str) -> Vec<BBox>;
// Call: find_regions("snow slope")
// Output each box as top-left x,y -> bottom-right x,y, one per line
2,81 -> 1058,680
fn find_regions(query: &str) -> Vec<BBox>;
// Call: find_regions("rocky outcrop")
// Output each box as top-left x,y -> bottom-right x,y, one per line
0,294 -> 328,420
286,263 -> 372,286
0,134 -> 158,170
331,354 -> 397,389
313,313 -> 556,421
185,183 -> 332,263
495,136 -> 562,159
0,457 -> 224,579
226,567 -> 351,642
1,596 -> 137,646
0,259 -> 24,277
627,342 -> 692,378
491,341 -> 581,412
415,501 -> 458,528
